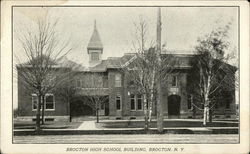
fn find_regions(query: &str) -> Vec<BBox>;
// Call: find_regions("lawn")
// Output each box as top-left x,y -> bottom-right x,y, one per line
97,119 -> 238,128
14,121 -> 82,129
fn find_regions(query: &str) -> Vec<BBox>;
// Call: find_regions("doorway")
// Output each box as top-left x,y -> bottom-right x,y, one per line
70,100 -> 94,116
168,95 -> 181,116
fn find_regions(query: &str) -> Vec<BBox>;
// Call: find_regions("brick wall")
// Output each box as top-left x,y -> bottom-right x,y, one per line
17,70 -> 69,119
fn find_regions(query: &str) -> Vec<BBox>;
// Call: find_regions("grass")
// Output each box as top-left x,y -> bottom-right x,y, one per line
97,120 -> 239,128
14,121 -> 82,129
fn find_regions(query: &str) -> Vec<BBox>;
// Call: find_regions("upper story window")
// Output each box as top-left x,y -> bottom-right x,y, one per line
96,76 -> 103,88
32,94 -> 55,111
115,73 -> 122,87
171,75 -> 178,87
91,52 -> 99,61
103,75 -> 108,88
76,79 -> 82,88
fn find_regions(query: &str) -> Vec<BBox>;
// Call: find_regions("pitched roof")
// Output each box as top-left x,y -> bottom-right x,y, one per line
89,60 -> 108,72
89,54 -> 135,72
87,21 -> 103,51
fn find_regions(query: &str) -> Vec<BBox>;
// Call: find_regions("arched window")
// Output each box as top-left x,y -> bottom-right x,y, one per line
115,73 -> 122,87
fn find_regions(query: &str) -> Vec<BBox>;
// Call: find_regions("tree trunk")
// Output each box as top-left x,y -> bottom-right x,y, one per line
149,69 -> 156,122
35,94 -> 42,133
68,96 -> 71,122
157,86 -> 163,133
41,95 -> 45,125
143,94 -> 148,131
96,101 -> 99,123
96,109 -> 99,123
148,103 -> 152,122
192,105 -> 196,119
206,106 -> 210,123
203,105 -> 209,126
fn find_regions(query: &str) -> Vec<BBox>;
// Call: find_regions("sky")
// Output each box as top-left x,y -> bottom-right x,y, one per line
13,6 -> 238,66
13,7 -> 239,108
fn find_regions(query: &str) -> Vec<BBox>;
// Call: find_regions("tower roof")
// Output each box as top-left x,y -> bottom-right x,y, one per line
87,20 -> 103,50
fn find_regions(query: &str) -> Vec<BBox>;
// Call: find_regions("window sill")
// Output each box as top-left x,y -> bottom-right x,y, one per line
32,109 -> 55,111
45,109 -> 55,111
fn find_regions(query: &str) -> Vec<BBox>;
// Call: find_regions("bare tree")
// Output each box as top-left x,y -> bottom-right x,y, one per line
122,11 -> 178,132
80,72 -> 109,123
15,15 -> 74,133
190,23 -> 238,125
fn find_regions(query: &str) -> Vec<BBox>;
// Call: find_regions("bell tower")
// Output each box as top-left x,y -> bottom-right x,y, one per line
87,20 -> 103,67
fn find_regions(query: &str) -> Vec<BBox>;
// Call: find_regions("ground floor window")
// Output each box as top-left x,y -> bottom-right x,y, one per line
32,94 -> 42,110
45,94 -> 55,110
137,94 -> 142,110
116,95 -> 121,110
187,94 -> 192,109
130,94 -> 136,110
129,93 -> 143,111
32,94 -> 55,111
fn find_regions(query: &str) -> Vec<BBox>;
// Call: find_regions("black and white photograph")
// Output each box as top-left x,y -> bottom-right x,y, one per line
1,1 -> 249,154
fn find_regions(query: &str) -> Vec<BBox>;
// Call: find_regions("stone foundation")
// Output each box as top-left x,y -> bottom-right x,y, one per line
16,116 -> 70,122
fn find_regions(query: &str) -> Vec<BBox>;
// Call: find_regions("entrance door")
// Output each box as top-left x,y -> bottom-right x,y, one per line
98,96 -> 109,116
168,95 -> 181,116
104,101 -> 109,116
70,100 -> 94,116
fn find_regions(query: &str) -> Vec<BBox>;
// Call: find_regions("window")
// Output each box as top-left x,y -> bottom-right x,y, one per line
45,94 -> 55,110
171,75 -> 178,87
116,95 -> 121,110
76,79 -> 82,88
97,76 -> 103,88
115,74 -> 122,87
32,94 -> 55,111
130,94 -> 136,110
32,94 -> 42,110
103,75 -> 108,88
91,52 -> 99,61
137,94 -> 142,110
187,95 -> 192,109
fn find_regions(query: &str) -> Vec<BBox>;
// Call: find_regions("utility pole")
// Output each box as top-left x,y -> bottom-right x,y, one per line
156,7 -> 163,133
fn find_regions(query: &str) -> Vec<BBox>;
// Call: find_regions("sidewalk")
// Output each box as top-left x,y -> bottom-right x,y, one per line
77,121 -> 99,130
